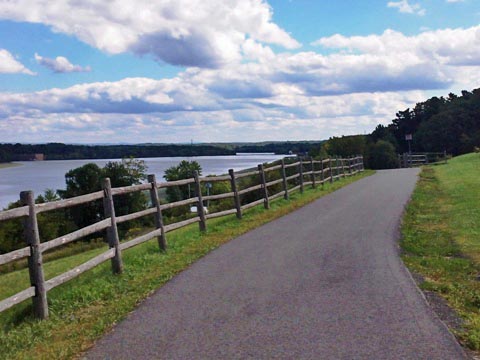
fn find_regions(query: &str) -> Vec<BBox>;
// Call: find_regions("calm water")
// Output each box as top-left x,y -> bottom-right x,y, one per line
0,154 -> 285,209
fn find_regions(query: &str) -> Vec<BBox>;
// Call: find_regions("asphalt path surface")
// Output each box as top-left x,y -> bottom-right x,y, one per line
85,169 -> 467,359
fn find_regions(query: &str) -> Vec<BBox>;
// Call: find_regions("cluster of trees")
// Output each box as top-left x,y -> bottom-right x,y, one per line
371,89 -> 480,156
0,158 -> 150,254
312,88 -> 480,169
0,159 -> 238,255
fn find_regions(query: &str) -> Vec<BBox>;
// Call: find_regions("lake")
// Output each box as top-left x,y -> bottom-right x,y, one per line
0,154 -> 286,209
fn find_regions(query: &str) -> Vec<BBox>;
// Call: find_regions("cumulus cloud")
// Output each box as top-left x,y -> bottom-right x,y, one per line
0,49 -> 35,75
0,0 -> 300,68
387,0 -> 426,15
312,26 -> 480,66
0,88 -> 425,143
0,24 -> 479,143
34,53 -> 91,73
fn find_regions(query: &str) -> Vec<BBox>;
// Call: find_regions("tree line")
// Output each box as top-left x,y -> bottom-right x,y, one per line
0,141 -> 324,163
0,143 -> 235,162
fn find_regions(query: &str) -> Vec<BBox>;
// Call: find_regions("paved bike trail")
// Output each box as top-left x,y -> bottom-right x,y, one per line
85,169 -> 467,359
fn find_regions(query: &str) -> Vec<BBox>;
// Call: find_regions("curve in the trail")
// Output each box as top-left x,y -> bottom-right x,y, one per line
85,168 -> 467,360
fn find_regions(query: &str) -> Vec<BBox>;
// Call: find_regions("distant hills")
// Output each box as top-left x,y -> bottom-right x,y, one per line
0,141 -> 324,162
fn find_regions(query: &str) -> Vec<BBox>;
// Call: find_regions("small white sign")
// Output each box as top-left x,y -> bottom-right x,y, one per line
190,206 -> 209,214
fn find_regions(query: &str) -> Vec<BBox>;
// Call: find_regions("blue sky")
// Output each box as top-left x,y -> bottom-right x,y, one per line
0,0 -> 479,144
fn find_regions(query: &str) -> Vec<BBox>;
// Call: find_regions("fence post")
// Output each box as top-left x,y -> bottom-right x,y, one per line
361,155 -> 365,171
281,159 -> 289,200
193,171 -> 207,232
318,157 -> 323,186
341,157 -> 346,178
298,159 -> 304,193
102,178 -> 123,274
335,157 -> 340,181
147,174 -> 166,251
326,158 -> 330,183
20,191 -> 48,320
310,157 -> 316,188
229,169 -> 242,219
258,164 -> 269,209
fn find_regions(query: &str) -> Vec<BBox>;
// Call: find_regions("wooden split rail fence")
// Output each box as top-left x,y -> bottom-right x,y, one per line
398,151 -> 448,168
0,155 -> 364,319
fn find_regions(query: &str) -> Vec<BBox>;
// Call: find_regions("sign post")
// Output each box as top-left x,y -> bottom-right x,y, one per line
405,134 -> 412,155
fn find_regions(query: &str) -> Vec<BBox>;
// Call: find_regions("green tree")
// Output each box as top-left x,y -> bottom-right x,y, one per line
58,163 -> 104,231
0,201 -> 23,254
58,159 -> 148,233
367,140 -> 398,169
103,158 -> 148,218
323,135 -> 367,157
164,160 -> 202,203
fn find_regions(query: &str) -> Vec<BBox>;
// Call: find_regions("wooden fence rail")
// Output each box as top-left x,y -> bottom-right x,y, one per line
0,155 -> 364,319
398,151 -> 448,168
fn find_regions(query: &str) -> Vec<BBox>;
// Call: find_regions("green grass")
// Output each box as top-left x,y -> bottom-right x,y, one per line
401,153 -> 480,351
0,171 -> 373,359
0,163 -> 21,170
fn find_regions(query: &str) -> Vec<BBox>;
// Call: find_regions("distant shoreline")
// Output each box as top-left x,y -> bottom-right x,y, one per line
0,162 -> 21,170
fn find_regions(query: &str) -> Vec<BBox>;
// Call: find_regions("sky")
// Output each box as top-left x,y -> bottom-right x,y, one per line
0,0 -> 479,144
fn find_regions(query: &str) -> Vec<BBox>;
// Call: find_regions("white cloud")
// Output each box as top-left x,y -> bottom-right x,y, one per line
34,53 -> 91,73
387,0 -> 426,16
446,0 -> 464,2
0,0 -> 300,68
0,89 -> 425,143
0,24 -> 479,143
0,49 -> 35,75
312,26 -> 480,66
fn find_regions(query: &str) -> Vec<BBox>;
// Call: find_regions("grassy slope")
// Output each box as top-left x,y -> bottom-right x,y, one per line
0,171 -> 373,359
0,163 -> 21,170
401,153 -> 480,351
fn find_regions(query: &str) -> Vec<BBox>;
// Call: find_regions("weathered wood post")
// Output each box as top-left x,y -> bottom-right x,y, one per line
281,159 -> 289,200
341,157 -> 346,178
229,169 -> 242,219
102,178 -> 123,274
147,174 -> 166,251
361,155 -> 365,171
335,157 -> 340,181
20,190 -> 48,319
319,157 -> 324,186
193,171 -> 207,232
329,158 -> 333,184
298,159 -> 304,193
310,157 -> 316,188
258,164 -> 269,209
